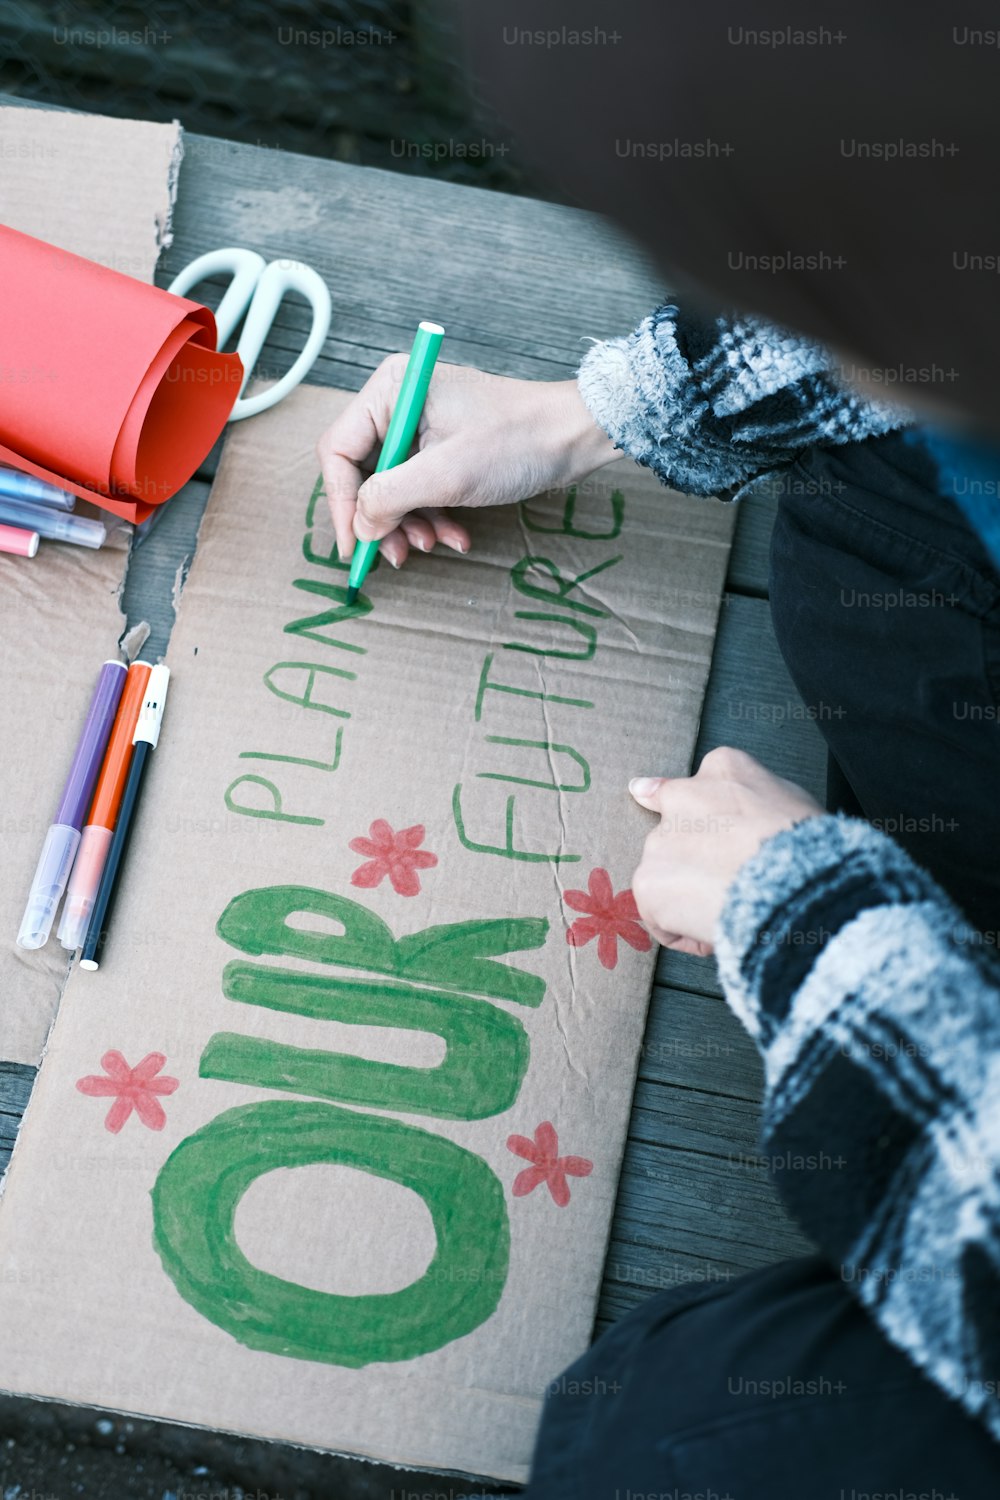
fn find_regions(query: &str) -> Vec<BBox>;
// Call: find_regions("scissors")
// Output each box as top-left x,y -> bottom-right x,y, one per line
167,248 -> 332,421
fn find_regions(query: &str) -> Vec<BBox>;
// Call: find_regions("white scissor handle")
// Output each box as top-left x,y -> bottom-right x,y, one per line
229,260 -> 332,420
167,247 -> 267,348
167,249 -> 332,421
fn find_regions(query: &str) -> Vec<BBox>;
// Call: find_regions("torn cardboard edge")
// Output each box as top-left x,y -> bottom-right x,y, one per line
161,125 -> 184,251
0,106 -> 187,1068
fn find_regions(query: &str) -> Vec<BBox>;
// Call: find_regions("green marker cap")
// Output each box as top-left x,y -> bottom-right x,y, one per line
346,320 -> 444,601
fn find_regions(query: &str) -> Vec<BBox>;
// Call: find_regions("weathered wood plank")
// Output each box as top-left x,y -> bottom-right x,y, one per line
600,982 -> 812,1326
700,593 -> 827,794
0,1063 -> 36,1174
157,133 -> 667,403
610,1140 -> 814,1264
596,1136 -> 814,1327
125,480 -> 213,661
638,986 -> 763,1101
628,1080 -> 762,1160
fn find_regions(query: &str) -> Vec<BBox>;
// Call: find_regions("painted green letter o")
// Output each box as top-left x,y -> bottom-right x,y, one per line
151,1099 -> 509,1367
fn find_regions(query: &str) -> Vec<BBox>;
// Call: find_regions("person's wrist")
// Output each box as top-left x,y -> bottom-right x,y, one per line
545,380 -> 621,478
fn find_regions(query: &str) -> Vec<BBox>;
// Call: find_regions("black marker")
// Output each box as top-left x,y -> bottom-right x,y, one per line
80,665 -> 170,971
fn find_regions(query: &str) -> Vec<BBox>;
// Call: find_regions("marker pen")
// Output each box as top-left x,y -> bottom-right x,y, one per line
0,522 -> 39,557
0,497 -> 105,548
17,660 -> 127,949
58,661 -> 152,951
345,320 -> 444,604
0,465 -> 76,511
80,666 -> 171,971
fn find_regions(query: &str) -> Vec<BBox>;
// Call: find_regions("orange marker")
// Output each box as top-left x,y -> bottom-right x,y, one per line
58,660 -> 151,951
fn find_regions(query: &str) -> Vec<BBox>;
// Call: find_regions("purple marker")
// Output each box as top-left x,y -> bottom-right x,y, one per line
17,659 -> 126,949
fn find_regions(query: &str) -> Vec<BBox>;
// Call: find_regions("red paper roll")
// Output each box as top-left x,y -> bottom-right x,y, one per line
0,225 -> 243,523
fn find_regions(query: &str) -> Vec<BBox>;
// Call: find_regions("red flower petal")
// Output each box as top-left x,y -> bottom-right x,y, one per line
534,1121 -> 559,1158
348,836 -> 380,858
77,1075 -> 124,1097
597,929 -> 619,969
546,1166 -> 572,1207
588,868 -> 614,907
103,1095 -> 134,1135
562,1156 -> 594,1177
512,1165 -> 547,1197
611,888 -> 641,920
507,1133 -> 539,1162
398,824 -> 427,848
566,917 -> 601,947
409,849 -> 438,869
350,859 -> 386,889
388,864 -> 421,898
132,1052 -> 168,1082
147,1074 -> 180,1096
619,920 -> 653,954
369,819 -> 395,848
564,887 -> 598,914
133,1092 -> 168,1131
100,1050 -> 130,1080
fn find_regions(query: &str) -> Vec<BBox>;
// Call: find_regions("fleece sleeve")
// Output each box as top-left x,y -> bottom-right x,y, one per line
577,304 -> 907,499
714,812 -> 1000,1442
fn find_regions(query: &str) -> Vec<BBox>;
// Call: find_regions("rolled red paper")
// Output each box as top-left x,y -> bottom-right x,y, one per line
0,225 -> 243,523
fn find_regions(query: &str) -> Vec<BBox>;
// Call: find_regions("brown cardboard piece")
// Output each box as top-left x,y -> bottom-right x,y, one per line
0,105 -> 181,267
0,383 -> 733,1482
0,106 -> 181,1066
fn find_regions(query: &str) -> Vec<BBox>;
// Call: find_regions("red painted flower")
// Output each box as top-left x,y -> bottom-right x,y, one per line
349,819 -> 438,897
564,866 -> 652,969
507,1121 -> 593,1208
76,1051 -> 179,1134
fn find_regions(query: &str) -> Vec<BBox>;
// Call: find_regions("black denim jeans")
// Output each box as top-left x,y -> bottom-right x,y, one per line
769,428 -> 1000,935
524,1256 -> 1000,1499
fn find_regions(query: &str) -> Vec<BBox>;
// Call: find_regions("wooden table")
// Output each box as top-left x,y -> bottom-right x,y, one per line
0,124 -> 818,1485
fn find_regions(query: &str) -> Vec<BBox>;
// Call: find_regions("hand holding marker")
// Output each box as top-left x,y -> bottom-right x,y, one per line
345,321 -> 444,604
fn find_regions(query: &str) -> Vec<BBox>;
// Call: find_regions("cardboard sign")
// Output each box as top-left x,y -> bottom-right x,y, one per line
0,106 -> 180,268
0,106 -> 182,1066
0,385 -> 733,1481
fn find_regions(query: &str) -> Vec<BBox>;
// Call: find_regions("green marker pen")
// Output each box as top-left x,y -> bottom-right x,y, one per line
345,319 -> 445,604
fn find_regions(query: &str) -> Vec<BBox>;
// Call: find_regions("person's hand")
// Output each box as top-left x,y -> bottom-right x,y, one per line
629,747 -> 825,956
316,360 -> 620,568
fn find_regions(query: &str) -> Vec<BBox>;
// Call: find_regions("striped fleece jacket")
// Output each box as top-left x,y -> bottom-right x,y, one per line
577,303 -> 1000,1443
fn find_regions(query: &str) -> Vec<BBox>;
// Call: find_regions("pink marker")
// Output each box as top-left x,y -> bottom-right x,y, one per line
0,522 -> 39,557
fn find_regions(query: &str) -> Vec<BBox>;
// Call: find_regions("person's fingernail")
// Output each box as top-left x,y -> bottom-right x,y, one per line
629,777 -> 662,797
